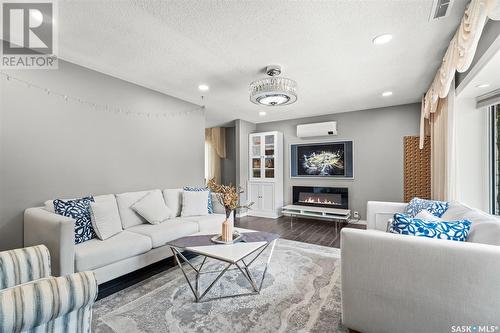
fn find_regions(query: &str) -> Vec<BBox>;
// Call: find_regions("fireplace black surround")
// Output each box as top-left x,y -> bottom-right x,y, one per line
292,186 -> 348,209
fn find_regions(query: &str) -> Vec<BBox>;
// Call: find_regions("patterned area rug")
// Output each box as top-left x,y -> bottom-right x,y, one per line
92,239 -> 346,333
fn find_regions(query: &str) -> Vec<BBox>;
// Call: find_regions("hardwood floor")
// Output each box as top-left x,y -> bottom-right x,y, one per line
97,215 -> 363,299
235,215 -> 365,248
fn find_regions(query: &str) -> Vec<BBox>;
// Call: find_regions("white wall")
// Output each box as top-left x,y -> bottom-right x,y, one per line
0,60 -> 205,250
454,97 -> 490,211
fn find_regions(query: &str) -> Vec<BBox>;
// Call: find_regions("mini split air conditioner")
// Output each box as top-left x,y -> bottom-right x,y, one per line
296,121 -> 337,138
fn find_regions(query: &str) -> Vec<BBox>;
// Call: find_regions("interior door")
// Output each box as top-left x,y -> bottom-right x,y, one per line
249,183 -> 261,210
261,183 -> 275,212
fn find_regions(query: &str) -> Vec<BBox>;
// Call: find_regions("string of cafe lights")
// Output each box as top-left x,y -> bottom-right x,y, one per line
0,71 -> 205,118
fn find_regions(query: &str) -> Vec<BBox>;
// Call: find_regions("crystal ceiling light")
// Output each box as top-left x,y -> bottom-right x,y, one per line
249,65 -> 297,106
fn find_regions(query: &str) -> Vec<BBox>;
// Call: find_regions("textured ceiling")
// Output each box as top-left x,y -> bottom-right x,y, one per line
57,0 -> 468,126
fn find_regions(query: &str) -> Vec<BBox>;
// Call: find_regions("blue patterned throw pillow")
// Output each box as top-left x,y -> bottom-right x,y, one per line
389,213 -> 471,242
405,197 -> 449,218
53,196 -> 95,244
183,186 -> 213,214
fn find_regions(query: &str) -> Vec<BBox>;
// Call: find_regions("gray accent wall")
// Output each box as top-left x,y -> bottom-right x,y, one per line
235,119 -> 256,206
0,60 -> 205,250
255,103 -> 421,219
221,126 -> 236,186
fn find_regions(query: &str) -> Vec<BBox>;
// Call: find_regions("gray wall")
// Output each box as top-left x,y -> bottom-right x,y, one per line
0,60 -> 205,250
235,119 -> 256,205
255,103 -> 421,219
221,126 -> 236,185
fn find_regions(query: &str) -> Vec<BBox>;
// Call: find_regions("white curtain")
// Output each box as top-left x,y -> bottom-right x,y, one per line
420,0 -> 500,199
205,128 -> 226,184
429,80 -> 458,201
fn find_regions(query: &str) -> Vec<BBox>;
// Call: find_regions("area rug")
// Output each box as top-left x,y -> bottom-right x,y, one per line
92,239 -> 346,333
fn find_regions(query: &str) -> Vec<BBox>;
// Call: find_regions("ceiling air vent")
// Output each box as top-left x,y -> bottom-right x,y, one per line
429,0 -> 454,20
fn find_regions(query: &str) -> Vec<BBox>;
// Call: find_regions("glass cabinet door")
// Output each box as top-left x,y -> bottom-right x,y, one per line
251,136 -> 261,157
250,133 -> 277,180
264,135 -> 275,178
252,157 -> 262,178
250,135 -> 262,179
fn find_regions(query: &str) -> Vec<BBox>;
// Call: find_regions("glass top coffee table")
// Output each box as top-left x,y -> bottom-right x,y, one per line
168,229 -> 279,302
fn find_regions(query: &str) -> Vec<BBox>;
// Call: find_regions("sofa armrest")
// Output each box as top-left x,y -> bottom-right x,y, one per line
366,201 -> 407,231
24,208 -> 75,276
0,245 -> 51,290
0,271 -> 97,333
341,229 -> 500,333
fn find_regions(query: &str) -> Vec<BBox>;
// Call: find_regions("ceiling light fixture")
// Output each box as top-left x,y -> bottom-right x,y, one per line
382,91 -> 393,97
373,34 -> 393,45
249,65 -> 297,106
476,83 -> 490,88
198,84 -> 209,91
259,111 -> 267,116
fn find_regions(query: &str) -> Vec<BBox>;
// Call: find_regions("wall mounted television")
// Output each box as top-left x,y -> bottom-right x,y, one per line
290,141 -> 353,178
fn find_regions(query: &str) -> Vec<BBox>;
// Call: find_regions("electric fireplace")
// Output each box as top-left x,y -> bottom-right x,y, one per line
292,186 -> 348,209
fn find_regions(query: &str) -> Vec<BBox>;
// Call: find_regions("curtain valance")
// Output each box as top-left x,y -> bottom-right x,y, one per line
420,0 -> 500,148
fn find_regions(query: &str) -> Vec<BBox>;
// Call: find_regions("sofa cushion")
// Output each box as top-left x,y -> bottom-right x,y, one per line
468,222 -> 500,246
415,209 -> 442,222
181,191 -> 209,217
183,214 -> 228,233
163,188 -> 183,217
53,196 -> 95,244
183,186 -> 213,213
389,213 -> 471,242
131,191 -> 174,224
89,195 -> 122,240
211,193 -> 226,215
45,194 -> 111,213
115,189 -> 160,229
75,231 -> 152,271
443,201 -> 498,224
405,197 -> 449,218
127,220 -> 199,248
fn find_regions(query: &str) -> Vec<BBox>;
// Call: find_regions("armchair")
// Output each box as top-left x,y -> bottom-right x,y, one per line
341,200 -> 500,333
0,245 -> 98,333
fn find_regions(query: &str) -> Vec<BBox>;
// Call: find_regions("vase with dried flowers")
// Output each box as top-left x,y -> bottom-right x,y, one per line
208,178 -> 254,242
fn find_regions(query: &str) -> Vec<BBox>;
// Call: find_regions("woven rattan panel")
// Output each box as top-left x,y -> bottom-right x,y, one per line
403,136 -> 431,202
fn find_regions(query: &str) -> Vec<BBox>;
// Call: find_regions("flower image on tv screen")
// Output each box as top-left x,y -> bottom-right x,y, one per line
291,141 -> 353,178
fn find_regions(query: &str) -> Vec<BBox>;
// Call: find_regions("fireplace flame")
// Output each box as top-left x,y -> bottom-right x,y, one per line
301,197 -> 339,205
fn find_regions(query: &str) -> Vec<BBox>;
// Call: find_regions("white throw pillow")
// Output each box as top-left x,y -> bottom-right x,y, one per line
181,191 -> 209,217
211,193 -> 226,214
89,196 -> 123,240
163,188 -> 183,217
415,210 -> 442,222
131,191 -> 174,225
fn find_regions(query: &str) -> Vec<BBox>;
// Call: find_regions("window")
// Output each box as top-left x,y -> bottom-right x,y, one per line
490,104 -> 500,214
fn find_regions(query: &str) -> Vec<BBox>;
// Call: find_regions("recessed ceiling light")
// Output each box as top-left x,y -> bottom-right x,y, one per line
259,111 -> 267,116
476,83 -> 490,88
373,34 -> 393,45
382,91 -> 393,97
198,84 -> 209,91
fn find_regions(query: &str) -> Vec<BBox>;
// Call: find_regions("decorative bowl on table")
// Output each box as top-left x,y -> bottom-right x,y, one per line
211,231 -> 243,244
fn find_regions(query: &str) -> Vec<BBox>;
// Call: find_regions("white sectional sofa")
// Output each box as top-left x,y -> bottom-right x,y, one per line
341,200 -> 500,333
24,188 -> 229,284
